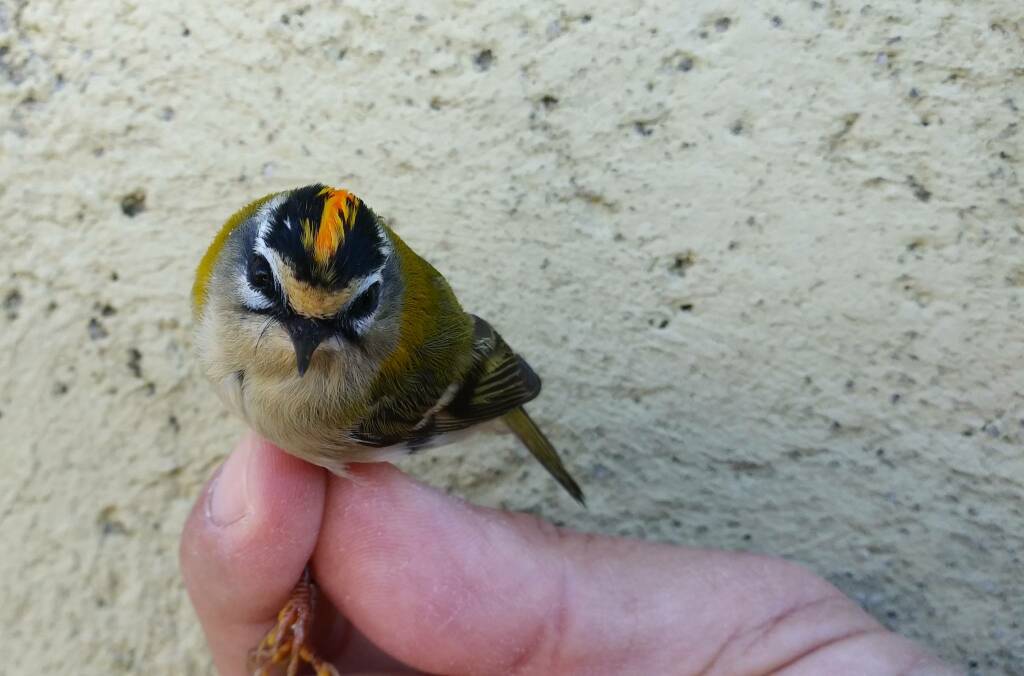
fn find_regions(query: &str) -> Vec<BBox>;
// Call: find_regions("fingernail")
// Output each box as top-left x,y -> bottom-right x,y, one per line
207,437 -> 253,526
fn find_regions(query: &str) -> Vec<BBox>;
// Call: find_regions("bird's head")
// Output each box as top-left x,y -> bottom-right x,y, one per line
195,184 -> 401,377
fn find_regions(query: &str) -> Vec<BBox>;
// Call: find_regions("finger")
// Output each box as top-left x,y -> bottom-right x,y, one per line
179,433 -> 327,675
312,464 -> 950,675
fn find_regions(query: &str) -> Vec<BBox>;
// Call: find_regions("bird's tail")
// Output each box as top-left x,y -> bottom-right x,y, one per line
503,406 -> 585,505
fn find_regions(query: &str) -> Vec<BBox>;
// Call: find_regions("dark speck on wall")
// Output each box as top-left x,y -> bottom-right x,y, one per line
97,506 -> 128,537
906,175 -> 932,202
127,348 -> 143,378
670,251 -> 696,275
715,17 -> 732,32
4,288 -> 22,319
120,190 -> 146,217
87,317 -> 108,340
473,49 -> 494,71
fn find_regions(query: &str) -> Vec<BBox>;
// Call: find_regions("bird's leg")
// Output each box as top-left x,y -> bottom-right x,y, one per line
249,567 -> 339,676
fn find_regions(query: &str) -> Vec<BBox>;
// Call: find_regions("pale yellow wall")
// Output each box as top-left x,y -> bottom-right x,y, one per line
1,1 -> 1020,673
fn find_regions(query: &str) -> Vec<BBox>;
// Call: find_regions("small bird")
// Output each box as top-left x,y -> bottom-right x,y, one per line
192,184 -> 583,674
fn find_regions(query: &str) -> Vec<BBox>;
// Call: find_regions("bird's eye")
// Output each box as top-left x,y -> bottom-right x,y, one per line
248,254 -> 274,294
346,281 -> 381,322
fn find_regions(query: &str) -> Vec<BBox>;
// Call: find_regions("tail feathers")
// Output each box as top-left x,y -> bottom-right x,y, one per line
503,407 -> 585,506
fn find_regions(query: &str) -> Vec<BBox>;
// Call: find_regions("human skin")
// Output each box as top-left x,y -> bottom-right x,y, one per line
179,434 -> 958,675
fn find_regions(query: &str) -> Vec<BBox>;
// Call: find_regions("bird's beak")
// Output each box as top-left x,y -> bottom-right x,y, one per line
285,318 -> 326,377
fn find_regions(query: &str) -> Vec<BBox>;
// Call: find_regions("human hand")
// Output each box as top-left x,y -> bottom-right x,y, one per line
180,434 -> 957,675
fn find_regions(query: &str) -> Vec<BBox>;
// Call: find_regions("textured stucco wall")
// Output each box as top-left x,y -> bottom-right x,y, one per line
1,1 -> 1021,673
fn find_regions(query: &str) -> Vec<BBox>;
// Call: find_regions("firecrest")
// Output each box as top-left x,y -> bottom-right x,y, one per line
192,184 -> 583,499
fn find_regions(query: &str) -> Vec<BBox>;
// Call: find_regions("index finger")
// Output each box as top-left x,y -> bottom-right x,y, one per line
311,464 -> 954,675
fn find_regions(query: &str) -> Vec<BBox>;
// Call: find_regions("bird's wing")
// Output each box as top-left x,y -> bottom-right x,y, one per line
431,314 -> 542,432
348,315 -> 541,448
433,317 -> 584,504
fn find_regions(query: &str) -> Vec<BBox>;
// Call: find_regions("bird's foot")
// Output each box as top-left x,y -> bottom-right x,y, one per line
249,568 -> 338,676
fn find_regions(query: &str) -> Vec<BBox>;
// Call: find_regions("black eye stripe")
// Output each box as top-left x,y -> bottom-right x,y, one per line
247,253 -> 275,293
345,281 -> 381,322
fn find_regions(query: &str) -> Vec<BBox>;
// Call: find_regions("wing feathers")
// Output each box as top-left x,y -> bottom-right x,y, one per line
346,314 -> 584,501
350,315 -> 540,444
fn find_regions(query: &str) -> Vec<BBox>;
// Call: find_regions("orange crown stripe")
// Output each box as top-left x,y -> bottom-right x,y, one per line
313,187 -> 360,264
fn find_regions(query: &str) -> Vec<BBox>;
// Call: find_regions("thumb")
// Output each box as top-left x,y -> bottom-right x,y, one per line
179,433 -> 327,675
